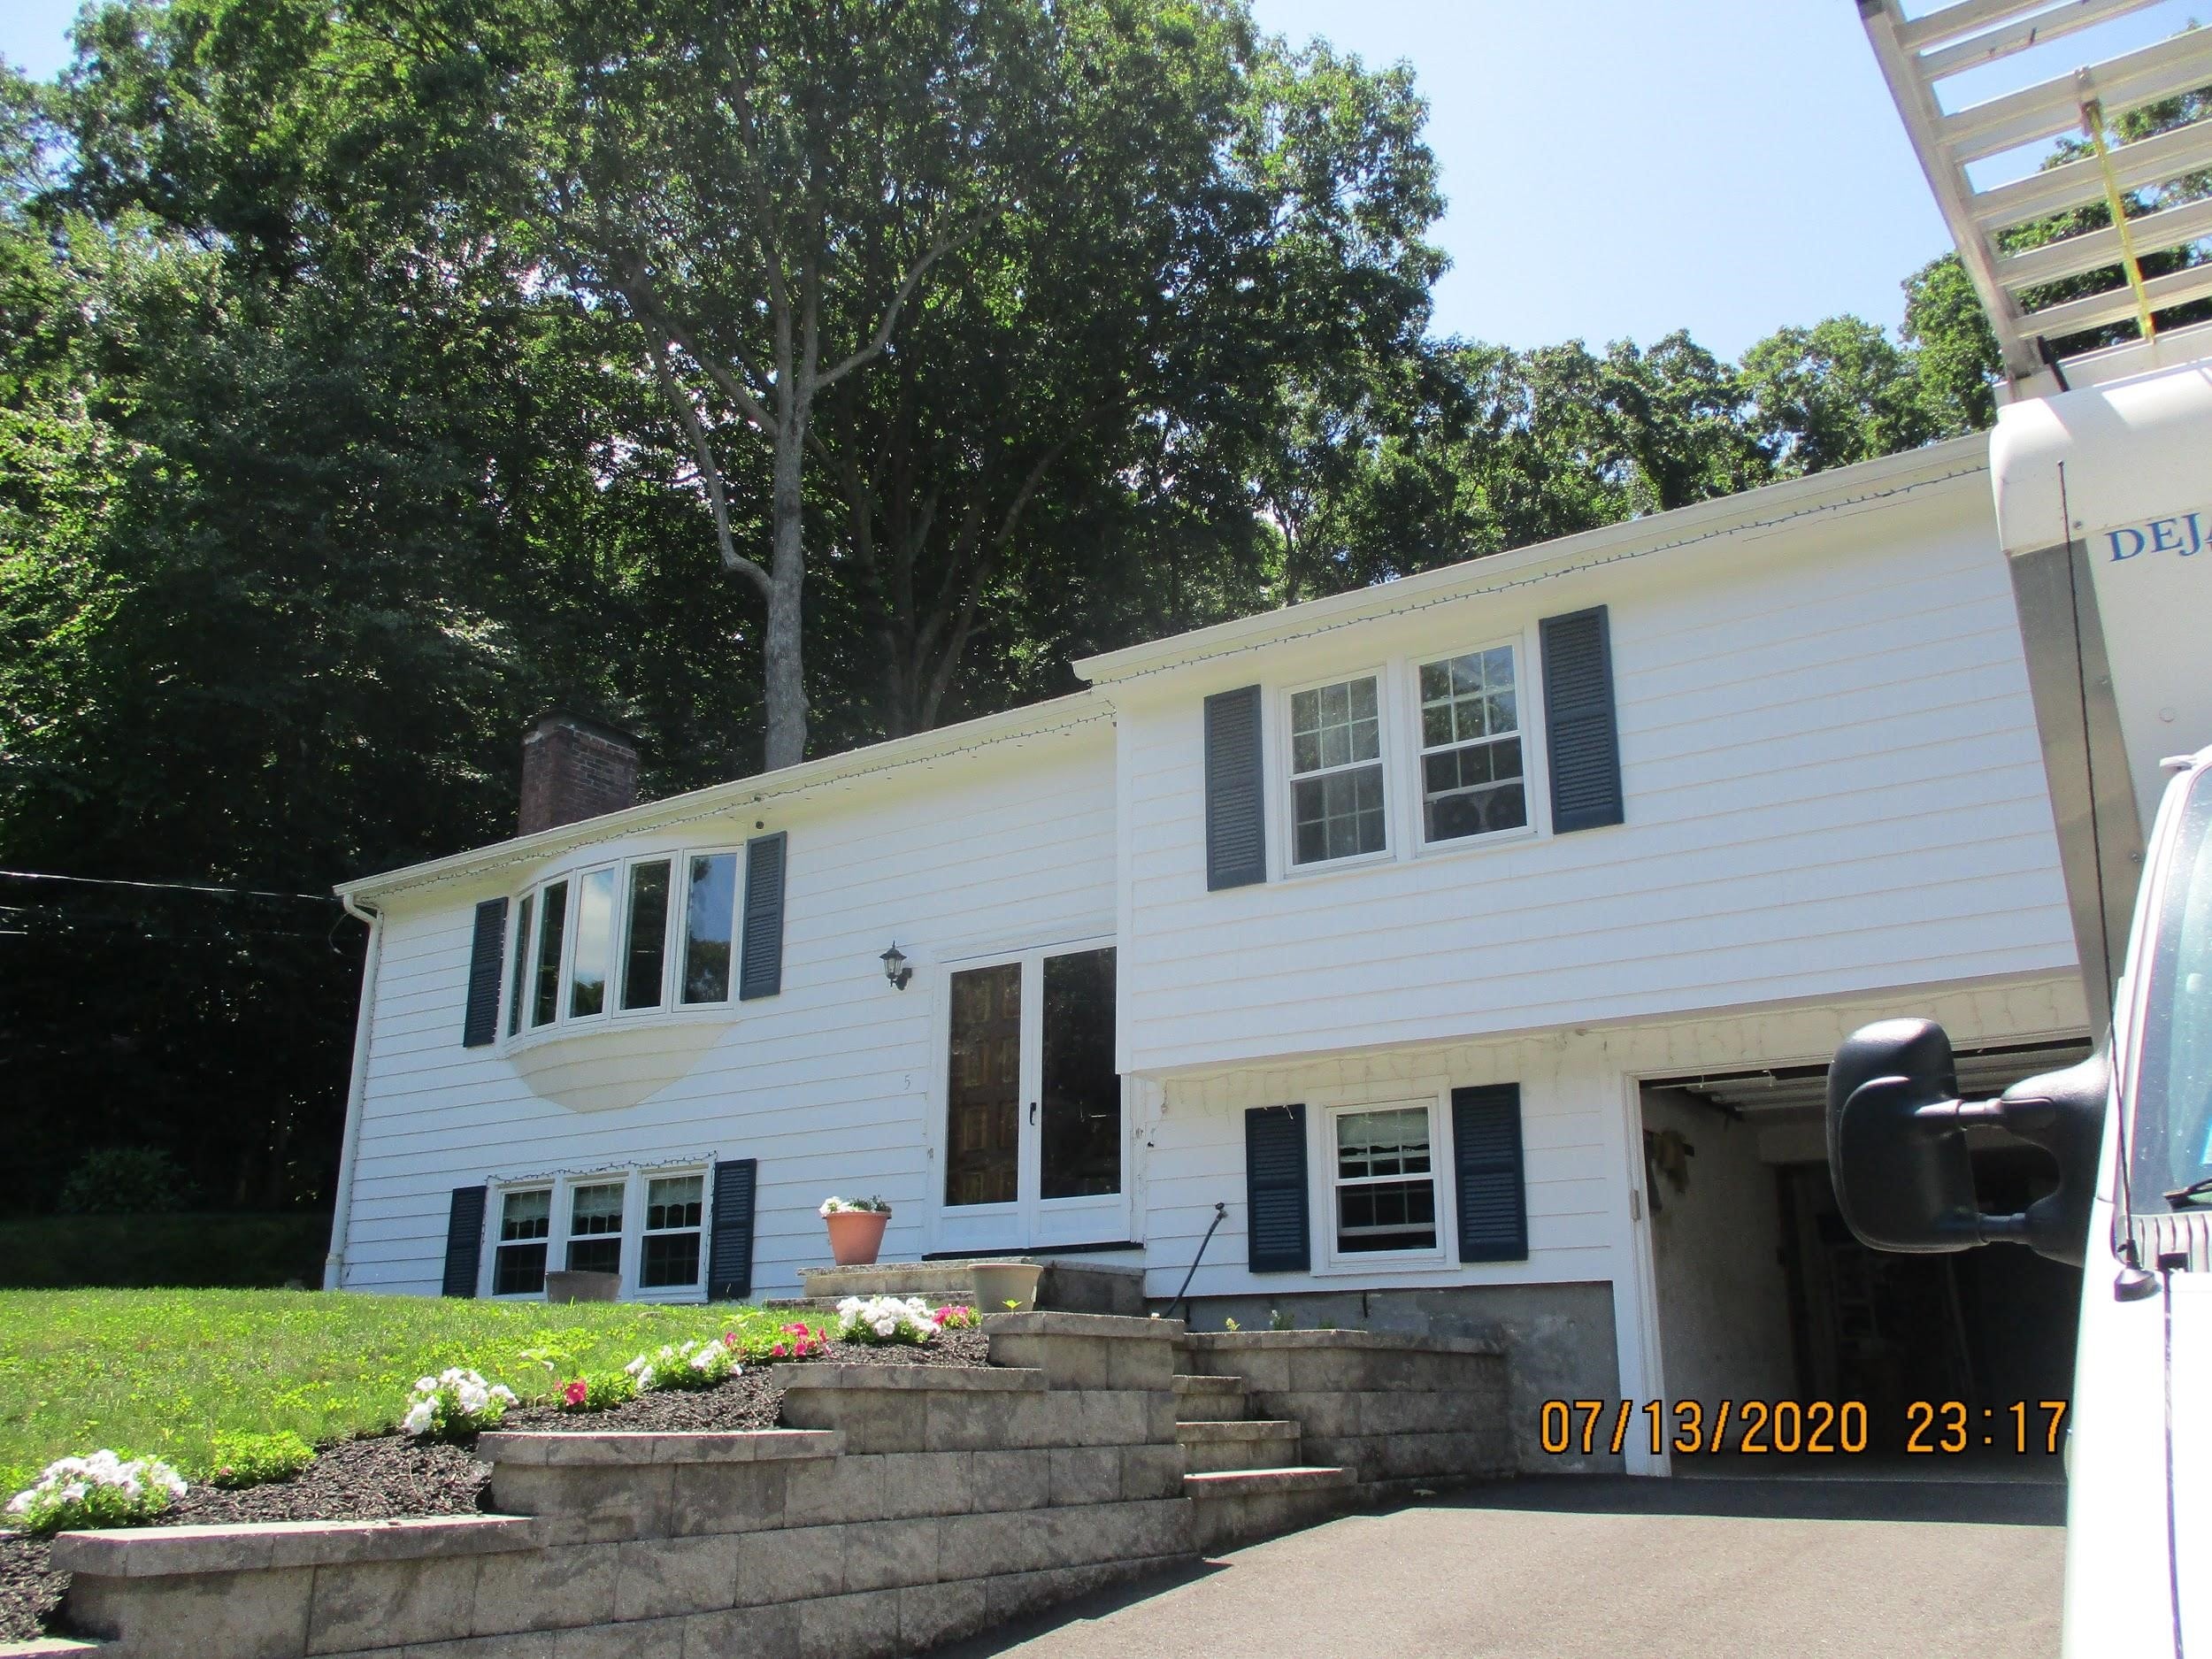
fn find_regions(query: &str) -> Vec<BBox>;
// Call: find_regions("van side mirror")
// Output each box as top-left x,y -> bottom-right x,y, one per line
1826,1018 -> 2107,1267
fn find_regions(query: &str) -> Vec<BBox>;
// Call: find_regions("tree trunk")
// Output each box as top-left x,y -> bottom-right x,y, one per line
762,430 -> 810,771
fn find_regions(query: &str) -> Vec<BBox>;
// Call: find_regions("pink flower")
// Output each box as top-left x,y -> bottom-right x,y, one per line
563,1379 -> 587,1406
770,1343 -> 788,1358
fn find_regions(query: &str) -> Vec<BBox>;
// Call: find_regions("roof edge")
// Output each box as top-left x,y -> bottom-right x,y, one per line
1073,433 -> 1991,687
337,690 -> 1110,905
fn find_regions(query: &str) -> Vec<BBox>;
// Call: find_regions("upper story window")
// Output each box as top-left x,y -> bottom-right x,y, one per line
1417,646 -> 1527,843
506,849 -> 740,1043
1288,673 -> 1386,866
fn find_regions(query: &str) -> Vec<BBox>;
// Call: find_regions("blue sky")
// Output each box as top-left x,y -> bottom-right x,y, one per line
4,0 -> 2199,357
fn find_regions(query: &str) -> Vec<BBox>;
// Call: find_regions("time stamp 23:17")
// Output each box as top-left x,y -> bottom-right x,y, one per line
1540,1398 -> 2070,1457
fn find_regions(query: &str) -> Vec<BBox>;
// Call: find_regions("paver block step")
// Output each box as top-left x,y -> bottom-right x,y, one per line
1179,1417 -> 1300,1472
1172,1373 -> 1248,1422
1182,1465 -> 1352,1498
1176,1419 -> 1298,1444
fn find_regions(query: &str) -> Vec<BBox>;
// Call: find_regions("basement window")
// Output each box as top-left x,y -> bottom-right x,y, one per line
493,1187 -> 551,1295
640,1173 -> 706,1289
564,1181 -> 624,1276
1330,1103 -> 1439,1256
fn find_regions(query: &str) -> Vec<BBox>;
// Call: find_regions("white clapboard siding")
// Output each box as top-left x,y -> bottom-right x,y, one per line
1111,474 -> 2077,1076
1136,973 -> 2089,1302
342,723 -> 1116,1296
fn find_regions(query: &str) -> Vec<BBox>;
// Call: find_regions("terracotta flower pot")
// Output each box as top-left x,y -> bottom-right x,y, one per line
968,1260 -> 1043,1312
825,1210 -> 890,1266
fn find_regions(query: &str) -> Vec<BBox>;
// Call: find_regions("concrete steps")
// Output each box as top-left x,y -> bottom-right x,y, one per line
1171,1372 -> 1248,1422
1182,1466 -> 1356,1553
1176,1418 -> 1301,1474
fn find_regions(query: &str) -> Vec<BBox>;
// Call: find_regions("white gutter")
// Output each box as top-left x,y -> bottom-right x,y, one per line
322,893 -> 382,1291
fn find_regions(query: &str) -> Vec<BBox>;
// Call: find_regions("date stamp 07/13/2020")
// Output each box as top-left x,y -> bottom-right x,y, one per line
1539,1398 -> 2070,1458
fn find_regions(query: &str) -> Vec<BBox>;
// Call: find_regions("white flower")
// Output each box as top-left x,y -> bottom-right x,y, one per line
491,1385 -> 518,1405
403,1402 -> 436,1436
415,1376 -> 436,1394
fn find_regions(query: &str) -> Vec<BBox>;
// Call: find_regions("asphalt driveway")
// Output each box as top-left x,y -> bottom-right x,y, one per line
937,1475 -> 2067,1659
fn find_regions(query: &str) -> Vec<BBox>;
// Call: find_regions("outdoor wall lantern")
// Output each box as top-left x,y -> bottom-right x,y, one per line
880,942 -> 912,990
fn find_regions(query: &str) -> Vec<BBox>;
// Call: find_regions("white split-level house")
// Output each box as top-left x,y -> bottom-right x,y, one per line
326,431 -> 2090,1474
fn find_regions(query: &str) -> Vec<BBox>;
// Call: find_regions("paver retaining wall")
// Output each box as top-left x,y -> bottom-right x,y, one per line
8,1315 -> 1512,1659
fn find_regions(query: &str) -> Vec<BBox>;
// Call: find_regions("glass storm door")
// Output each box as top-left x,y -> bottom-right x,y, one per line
934,945 -> 1125,1254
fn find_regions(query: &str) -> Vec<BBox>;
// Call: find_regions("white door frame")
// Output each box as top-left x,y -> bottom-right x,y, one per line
926,932 -> 1128,1256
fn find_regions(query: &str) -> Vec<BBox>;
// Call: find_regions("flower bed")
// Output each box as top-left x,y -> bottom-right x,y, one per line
0,1325 -> 991,1645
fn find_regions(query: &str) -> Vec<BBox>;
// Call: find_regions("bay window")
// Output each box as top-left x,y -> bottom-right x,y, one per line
503,847 -> 740,1043
622,860 -> 672,1010
681,853 -> 738,1004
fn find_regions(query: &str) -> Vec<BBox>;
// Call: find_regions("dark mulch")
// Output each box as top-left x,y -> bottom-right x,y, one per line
0,1329 -> 990,1643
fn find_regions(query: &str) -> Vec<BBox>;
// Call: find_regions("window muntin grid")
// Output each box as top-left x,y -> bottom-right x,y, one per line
1289,676 -> 1386,865
1417,647 -> 1527,844
1332,1105 -> 1438,1255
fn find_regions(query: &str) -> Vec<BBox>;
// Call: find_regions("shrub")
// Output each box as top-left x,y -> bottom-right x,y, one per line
400,1369 -> 517,1440
624,1338 -> 738,1393
57,1148 -> 196,1217
833,1294 -> 939,1346
5,1450 -> 186,1533
555,1371 -> 639,1414
207,1431 -> 314,1488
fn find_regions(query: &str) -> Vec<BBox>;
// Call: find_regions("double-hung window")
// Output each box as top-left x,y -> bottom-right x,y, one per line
493,1187 -> 552,1294
1417,645 -> 1527,843
640,1174 -> 706,1288
1289,674 -> 1386,866
1330,1103 -> 1439,1256
565,1181 -> 624,1275
487,1167 -> 708,1297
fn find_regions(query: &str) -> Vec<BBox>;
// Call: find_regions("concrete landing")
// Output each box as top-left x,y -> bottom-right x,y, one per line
799,1256 -> 1148,1316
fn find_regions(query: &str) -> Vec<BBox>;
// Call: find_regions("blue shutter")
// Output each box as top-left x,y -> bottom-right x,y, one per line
1540,606 -> 1624,833
441,1186 -> 488,1297
737,833 -> 787,1001
1451,1085 -> 1527,1262
1204,686 -> 1268,890
1244,1104 -> 1310,1272
706,1158 -> 759,1300
461,898 -> 508,1047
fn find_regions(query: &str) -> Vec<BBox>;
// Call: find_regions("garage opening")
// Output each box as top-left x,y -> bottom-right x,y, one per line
1639,1041 -> 2088,1467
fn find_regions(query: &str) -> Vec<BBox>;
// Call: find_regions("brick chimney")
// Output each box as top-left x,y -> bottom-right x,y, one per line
519,712 -> 641,835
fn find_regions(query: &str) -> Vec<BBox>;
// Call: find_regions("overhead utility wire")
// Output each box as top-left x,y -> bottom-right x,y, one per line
0,869 -> 339,902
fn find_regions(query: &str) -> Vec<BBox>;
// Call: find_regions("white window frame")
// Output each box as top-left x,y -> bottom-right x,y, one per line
563,861 -> 621,1024
1278,664 -> 1395,876
1315,1096 -> 1450,1271
559,1176 -> 628,1278
488,1183 -> 556,1299
482,1165 -> 712,1302
1405,636 -> 1539,854
500,845 -> 744,1052
672,849 -> 743,1010
633,1166 -> 710,1300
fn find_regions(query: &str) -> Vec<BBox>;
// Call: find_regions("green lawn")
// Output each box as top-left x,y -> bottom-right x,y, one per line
0,1289 -> 785,1494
